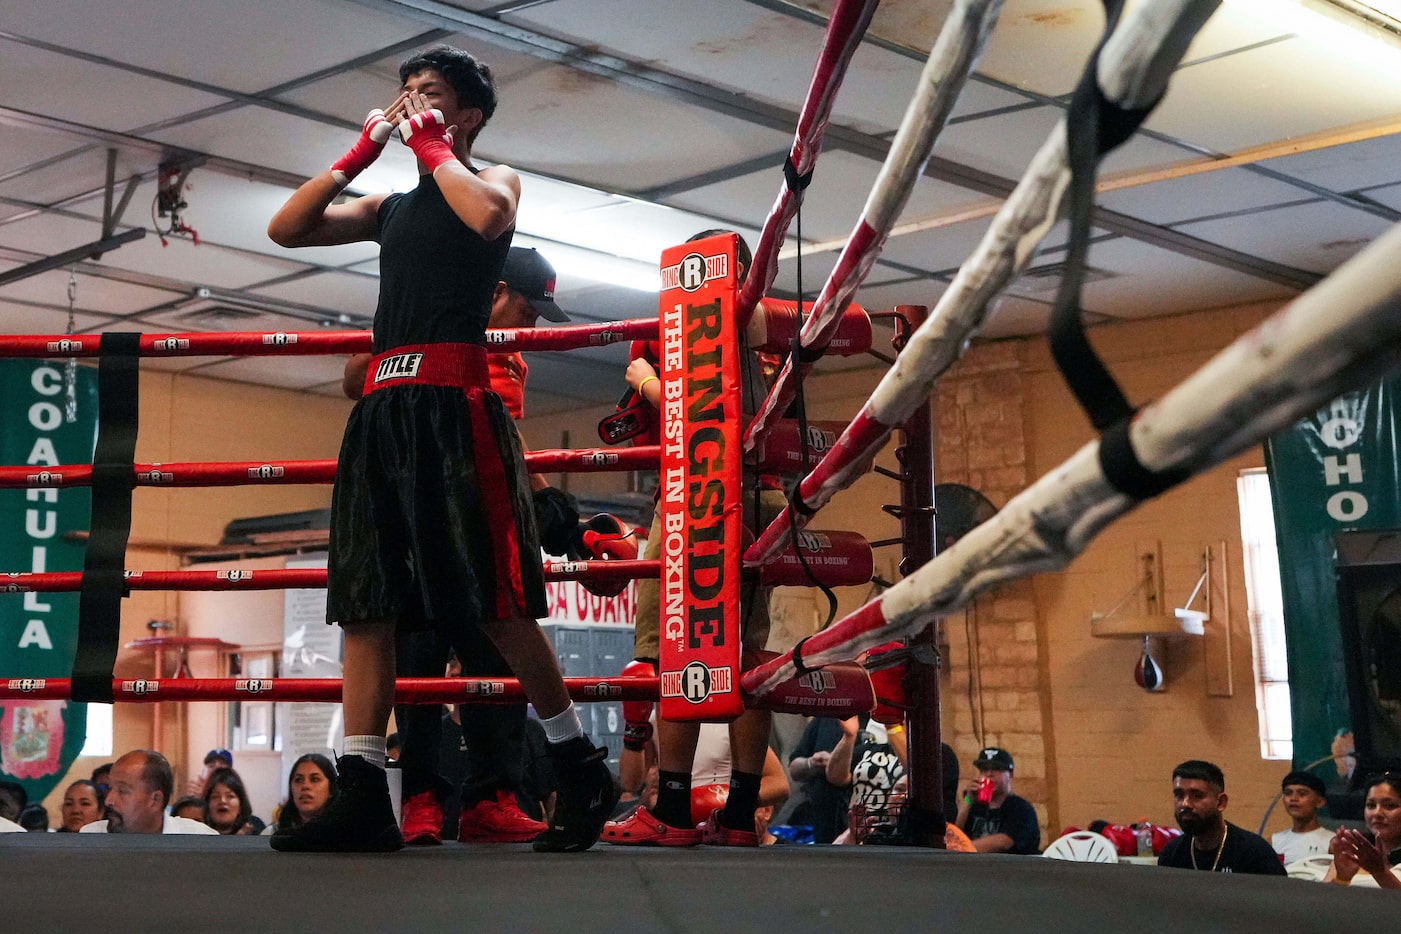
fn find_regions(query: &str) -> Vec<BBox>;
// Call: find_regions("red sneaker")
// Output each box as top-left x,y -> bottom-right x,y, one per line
602,805 -> 702,847
400,789 -> 444,846
699,807 -> 758,847
458,789 -> 547,843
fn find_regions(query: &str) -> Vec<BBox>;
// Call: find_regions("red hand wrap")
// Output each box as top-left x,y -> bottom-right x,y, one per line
621,659 -> 656,751
330,109 -> 392,186
401,109 -> 456,173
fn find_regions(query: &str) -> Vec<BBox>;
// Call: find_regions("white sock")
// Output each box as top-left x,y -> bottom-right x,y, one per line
345,734 -> 387,770
540,704 -> 585,744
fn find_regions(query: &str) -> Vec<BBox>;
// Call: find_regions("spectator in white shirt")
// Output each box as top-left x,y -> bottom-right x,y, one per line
1273,770 -> 1334,865
79,750 -> 217,835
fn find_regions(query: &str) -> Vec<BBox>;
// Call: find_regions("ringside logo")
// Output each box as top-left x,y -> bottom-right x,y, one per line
660,252 -> 728,292
26,470 -> 62,486
584,682 -> 623,698
153,337 -> 191,352
123,679 -> 159,695
262,332 -> 297,346
373,352 -> 423,382
7,678 -> 46,693
798,670 -> 838,694
471,681 -> 505,696
137,468 -> 175,484
237,679 -> 273,694
1,582 -> 30,593
660,661 -> 733,704
248,464 -> 285,480
46,339 -> 84,353
217,570 -> 252,582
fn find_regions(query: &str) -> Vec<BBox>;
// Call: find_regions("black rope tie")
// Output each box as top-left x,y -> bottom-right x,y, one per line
1047,0 -> 1177,501
783,155 -> 814,193
71,332 -> 141,703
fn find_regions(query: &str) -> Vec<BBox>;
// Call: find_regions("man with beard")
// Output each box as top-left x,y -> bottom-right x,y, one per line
79,750 -> 218,835
1157,760 -> 1284,875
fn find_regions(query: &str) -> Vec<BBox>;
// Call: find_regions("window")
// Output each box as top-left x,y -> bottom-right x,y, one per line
1238,468 -> 1291,759
79,703 -> 113,757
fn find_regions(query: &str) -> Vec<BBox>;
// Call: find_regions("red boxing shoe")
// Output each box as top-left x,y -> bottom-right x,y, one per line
602,805 -> 702,847
458,789 -> 548,843
400,789 -> 444,846
699,808 -> 759,848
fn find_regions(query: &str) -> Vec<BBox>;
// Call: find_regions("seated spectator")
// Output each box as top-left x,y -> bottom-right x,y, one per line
827,715 -> 905,845
58,780 -> 103,832
203,767 -> 262,835
185,748 -> 233,797
90,762 -> 113,808
1273,770 -> 1334,864
1324,772 -> 1401,889
270,754 -> 339,833
0,779 -> 27,823
170,796 -> 207,823
80,750 -> 218,834
1157,759 -> 1285,875
18,803 -> 49,832
787,716 -> 849,844
956,747 -> 1041,854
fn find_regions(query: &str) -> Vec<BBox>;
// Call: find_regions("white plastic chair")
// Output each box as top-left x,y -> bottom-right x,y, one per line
1042,831 -> 1120,863
1284,854 -> 1334,881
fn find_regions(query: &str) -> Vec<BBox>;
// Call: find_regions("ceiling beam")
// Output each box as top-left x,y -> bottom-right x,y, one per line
0,228 -> 146,288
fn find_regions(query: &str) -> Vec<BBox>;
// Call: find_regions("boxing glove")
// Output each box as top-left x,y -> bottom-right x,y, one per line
621,659 -> 655,752
690,783 -> 730,828
330,109 -> 395,186
570,514 -> 638,598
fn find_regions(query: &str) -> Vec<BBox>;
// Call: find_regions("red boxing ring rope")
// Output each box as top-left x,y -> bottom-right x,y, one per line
736,0 -> 879,328
0,676 -> 660,704
0,318 -> 657,359
0,446 -> 660,489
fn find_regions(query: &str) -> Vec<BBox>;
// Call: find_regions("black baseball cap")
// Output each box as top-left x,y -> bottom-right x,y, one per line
974,747 -> 1014,772
502,247 -> 569,323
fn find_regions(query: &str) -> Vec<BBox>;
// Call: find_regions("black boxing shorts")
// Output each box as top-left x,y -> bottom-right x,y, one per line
326,342 -> 547,633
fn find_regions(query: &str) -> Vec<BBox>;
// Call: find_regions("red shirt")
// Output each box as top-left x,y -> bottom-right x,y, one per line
489,352 -> 527,420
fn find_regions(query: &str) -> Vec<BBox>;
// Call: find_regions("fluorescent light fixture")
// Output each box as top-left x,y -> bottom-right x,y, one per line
1220,0 -> 1401,75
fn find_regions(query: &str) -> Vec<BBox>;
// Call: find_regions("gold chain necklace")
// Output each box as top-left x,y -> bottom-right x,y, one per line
1191,824 -> 1228,872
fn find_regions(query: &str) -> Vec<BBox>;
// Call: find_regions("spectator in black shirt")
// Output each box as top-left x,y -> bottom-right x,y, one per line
1157,759 -> 1285,875
956,746 -> 1041,854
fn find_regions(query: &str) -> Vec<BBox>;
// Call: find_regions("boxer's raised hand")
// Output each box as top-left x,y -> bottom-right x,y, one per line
329,91 -> 409,186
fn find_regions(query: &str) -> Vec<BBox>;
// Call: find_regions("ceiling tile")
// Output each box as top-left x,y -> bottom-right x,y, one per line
1078,236 -> 1300,318
933,105 -> 1064,183
476,62 -> 794,191
250,271 -> 380,320
0,268 -> 183,317
0,0 -> 426,94
0,298 -> 114,335
0,38 -> 228,131
966,0 -> 1103,98
1261,133 -> 1401,195
1098,166 -> 1309,226
0,132 -> 97,181
1176,200 -> 1394,276
1145,35 -> 1401,154
980,294 -> 1053,339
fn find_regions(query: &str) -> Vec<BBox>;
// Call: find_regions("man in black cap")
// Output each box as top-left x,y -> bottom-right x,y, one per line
1272,770 -> 1333,864
955,746 -> 1041,854
1158,760 -> 1286,875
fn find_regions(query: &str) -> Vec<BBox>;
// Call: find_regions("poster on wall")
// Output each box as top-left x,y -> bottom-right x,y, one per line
279,554 -> 341,790
1265,382 -> 1401,781
0,359 -> 98,803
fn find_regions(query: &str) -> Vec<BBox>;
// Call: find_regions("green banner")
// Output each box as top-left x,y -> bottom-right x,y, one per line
1264,382 -> 1401,781
0,359 -> 97,804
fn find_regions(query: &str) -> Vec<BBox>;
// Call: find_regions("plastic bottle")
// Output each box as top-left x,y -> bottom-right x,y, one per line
1135,820 -> 1153,857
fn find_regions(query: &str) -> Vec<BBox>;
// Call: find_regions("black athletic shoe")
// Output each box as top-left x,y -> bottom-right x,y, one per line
270,754 -> 404,853
532,737 -> 619,853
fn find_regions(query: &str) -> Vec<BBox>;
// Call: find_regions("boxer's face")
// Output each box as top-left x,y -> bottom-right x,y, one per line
401,68 -> 483,140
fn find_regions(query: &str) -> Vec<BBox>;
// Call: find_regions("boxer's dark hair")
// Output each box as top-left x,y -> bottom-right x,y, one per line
399,46 -> 498,140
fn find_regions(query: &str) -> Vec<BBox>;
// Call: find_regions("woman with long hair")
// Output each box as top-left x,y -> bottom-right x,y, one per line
203,767 -> 257,835
1326,773 -> 1401,889
272,754 -> 339,832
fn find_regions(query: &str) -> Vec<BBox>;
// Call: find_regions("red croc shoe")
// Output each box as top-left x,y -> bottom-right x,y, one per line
399,789 -> 444,846
699,807 -> 758,847
458,788 -> 548,843
602,805 -> 702,847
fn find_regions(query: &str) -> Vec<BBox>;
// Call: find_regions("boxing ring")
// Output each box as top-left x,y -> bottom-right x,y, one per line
4,0 -> 1401,929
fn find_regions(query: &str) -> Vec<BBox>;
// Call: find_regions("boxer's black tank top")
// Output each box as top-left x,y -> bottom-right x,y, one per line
372,171 -> 512,352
